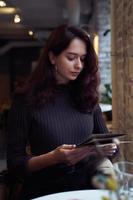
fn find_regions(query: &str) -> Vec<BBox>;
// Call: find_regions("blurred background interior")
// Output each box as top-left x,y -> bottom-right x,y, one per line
0,0 -> 133,171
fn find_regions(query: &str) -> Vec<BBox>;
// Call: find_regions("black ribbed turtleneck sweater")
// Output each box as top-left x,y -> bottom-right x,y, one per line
7,84 -> 108,177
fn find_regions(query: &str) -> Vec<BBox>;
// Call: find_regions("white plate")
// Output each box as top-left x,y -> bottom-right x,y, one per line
33,189 -> 116,200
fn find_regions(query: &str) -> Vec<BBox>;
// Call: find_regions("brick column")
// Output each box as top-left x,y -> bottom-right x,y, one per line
111,0 -> 133,161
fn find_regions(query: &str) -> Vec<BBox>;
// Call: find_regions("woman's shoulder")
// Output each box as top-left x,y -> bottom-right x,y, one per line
12,93 -> 26,105
94,104 -> 101,110
11,93 -> 32,112
9,94 -> 33,121
92,104 -> 102,114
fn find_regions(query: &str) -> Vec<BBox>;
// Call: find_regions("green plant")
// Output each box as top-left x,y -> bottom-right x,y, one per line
101,84 -> 112,104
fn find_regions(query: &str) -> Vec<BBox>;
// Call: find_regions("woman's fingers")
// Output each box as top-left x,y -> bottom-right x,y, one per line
97,143 -> 117,150
64,145 -> 97,165
54,144 -> 99,165
61,144 -> 76,149
96,143 -> 117,156
55,144 -> 95,165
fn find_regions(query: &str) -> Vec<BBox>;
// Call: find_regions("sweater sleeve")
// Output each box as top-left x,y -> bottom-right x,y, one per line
7,100 -> 32,177
92,104 -> 109,134
92,105 -> 119,161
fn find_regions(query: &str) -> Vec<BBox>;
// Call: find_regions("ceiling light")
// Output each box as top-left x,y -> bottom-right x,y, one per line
14,14 -> 21,23
93,34 -> 99,56
0,0 -> 6,7
28,30 -> 34,36
0,7 -> 20,14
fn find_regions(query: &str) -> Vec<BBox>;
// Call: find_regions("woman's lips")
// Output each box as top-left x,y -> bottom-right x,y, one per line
71,72 -> 80,76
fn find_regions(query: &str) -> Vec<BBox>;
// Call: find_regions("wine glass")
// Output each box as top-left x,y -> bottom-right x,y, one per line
113,161 -> 133,199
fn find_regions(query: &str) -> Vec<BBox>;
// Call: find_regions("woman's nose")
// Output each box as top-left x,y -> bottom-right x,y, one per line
75,58 -> 83,69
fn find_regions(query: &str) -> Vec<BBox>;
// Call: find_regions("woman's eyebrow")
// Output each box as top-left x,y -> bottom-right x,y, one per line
66,52 -> 87,56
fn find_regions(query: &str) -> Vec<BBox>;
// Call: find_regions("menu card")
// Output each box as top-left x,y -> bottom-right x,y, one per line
77,133 -> 126,147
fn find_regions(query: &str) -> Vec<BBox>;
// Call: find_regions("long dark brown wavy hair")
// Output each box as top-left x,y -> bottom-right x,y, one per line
15,24 -> 100,112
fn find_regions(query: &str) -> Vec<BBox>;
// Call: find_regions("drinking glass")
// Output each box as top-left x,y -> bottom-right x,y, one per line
113,161 -> 133,199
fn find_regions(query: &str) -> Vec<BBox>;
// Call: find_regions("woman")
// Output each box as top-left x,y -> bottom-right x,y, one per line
7,25 -> 117,199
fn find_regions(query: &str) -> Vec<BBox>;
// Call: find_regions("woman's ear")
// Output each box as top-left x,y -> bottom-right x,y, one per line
49,51 -> 56,65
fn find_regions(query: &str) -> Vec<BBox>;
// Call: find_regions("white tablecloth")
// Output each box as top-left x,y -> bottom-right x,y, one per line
99,103 -> 112,112
33,189 -> 116,200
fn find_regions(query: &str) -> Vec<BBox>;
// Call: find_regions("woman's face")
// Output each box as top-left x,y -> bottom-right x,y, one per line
49,38 -> 87,84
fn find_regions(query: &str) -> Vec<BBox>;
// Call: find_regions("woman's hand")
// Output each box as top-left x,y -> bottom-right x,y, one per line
28,142 -> 119,172
52,144 -> 97,166
96,143 -> 118,157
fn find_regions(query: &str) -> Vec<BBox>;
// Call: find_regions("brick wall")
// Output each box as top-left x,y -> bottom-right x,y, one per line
111,0 -> 133,161
97,0 -> 111,85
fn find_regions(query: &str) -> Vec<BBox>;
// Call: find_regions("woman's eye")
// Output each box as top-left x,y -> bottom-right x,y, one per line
67,56 -> 75,61
66,55 -> 86,62
80,57 -> 86,63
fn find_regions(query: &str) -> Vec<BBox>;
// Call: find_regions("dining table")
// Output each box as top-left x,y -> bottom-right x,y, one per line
99,103 -> 112,112
32,189 -> 116,200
